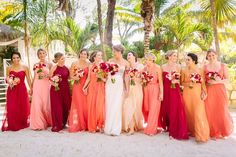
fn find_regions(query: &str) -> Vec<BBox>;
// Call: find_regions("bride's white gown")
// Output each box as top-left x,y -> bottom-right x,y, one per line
104,64 -> 125,135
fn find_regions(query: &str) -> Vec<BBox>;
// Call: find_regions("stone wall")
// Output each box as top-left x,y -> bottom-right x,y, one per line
228,83 -> 236,108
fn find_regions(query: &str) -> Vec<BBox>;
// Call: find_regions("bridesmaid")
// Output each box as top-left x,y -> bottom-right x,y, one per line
204,49 -> 233,139
2,52 -> 31,131
104,45 -> 130,136
30,49 -> 52,130
50,52 -> 71,132
68,49 -> 89,132
159,50 -> 188,140
143,53 -> 163,136
83,50 -> 105,133
181,53 -> 209,142
122,51 -> 144,135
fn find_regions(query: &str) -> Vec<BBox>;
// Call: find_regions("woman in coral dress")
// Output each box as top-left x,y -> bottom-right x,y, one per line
83,50 -> 105,133
159,50 -> 188,140
104,45 -> 130,136
50,52 -> 71,132
143,53 -> 163,136
122,51 -> 144,135
204,49 -> 233,139
181,53 -> 209,142
2,52 -> 31,131
68,49 -> 89,132
30,49 -> 52,130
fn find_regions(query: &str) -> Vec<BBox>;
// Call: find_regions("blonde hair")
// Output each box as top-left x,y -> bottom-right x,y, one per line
144,52 -> 156,62
165,50 -> 177,60
53,52 -> 64,63
112,45 -> 125,54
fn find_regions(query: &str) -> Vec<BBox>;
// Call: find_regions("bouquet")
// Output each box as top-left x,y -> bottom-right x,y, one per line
108,63 -> 119,83
189,73 -> 202,89
50,75 -> 62,91
206,72 -> 222,84
92,62 -> 110,82
140,71 -> 154,87
128,68 -> 139,86
166,71 -> 180,88
6,74 -> 20,89
33,63 -> 47,79
73,67 -> 84,84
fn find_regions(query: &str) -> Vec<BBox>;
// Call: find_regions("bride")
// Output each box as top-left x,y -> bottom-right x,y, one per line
104,45 -> 129,136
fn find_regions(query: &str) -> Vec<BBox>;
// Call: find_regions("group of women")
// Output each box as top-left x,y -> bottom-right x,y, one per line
1,45 -> 233,143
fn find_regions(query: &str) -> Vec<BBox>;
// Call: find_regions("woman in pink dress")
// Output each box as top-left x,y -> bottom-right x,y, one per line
159,50 -> 188,140
83,50 -> 105,133
143,53 -> 163,135
50,52 -> 71,132
68,49 -> 90,132
2,52 -> 31,131
204,49 -> 233,139
122,51 -> 144,135
30,49 -> 52,130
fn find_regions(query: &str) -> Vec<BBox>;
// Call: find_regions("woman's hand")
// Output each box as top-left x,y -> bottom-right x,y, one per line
159,92 -> 163,101
82,87 -> 88,95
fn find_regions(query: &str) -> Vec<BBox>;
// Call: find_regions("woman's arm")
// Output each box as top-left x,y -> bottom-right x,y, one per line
24,65 -> 32,94
83,65 -> 92,95
157,65 -> 163,101
124,61 -> 130,97
49,65 -> 57,77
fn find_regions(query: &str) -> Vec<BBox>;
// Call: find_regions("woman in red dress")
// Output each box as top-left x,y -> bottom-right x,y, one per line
2,52 -> 32,131
50,52 -> 71,132
159,50 -> 188,140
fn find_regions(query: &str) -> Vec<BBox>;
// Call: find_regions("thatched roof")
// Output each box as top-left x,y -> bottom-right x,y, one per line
0,24 -> 23,42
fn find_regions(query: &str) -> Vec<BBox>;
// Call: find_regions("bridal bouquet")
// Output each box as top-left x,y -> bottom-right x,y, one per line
6,74 -> 20,89
189,73 -> 202,89
73,67 -> 84,84
108,63 -> 119,83
206,71 -> 222,83
92,62 -> 110,82
140,71 -> 153,87
166,71 -> 180,88
128,68 -> 139,86
33,63 -> 47,79
50,75 -> 62,91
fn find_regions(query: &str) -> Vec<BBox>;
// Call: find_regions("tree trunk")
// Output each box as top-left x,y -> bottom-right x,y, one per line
97,0 -> 106,59
23,0 -> 31,69
104,0 -> 116,48
210,0 -> 220,59
141,0 -> 154,54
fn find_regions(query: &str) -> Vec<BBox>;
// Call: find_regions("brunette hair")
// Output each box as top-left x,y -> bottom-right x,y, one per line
89,50 -> 102,63
206,49 -> 217,60
37,48 -> 46,58
53,52 -> 64,63
187,53 -> 198,64
11,51 -> 21,61
112,45 -> 125,54
127,51 -> 138,62
78,48 -> 89,58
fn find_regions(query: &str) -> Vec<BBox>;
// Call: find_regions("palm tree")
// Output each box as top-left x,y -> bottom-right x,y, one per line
200,0 -> 236,57
96,0 -> 105,56
49,18 -> 98,53
141,0 -> 154,54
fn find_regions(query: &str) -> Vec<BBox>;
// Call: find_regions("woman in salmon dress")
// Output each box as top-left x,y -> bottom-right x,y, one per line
50,52 -> 71,132
30,49 -> 52,130
122,51 -> 144,135
68,49 -> 89,132
143,53 -> 163,136
83,50 -> 105,133
204,49 -> 233,139
2,52 -> 31,131
159,50 -> 188,140
181,53 -> 209,142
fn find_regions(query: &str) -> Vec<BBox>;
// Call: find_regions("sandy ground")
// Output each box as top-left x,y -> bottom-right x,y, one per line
0,111 -> 236,157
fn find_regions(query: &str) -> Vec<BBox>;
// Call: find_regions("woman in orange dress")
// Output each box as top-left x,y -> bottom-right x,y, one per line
68,49 -> 90,132
181,53 -> 209,142
30,49 -> 52,130
83,50 -> 105,133
204,49 -> 233,139
143,53 -> 163,136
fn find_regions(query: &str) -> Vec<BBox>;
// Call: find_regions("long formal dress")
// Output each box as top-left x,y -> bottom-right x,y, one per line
87,64 -> 105,132
50,65 -> 71,132
30,64 -> 52,130
182,71 -> 209,142
143,65 -> 161,135
122,64 -> 143,132
104,64 -> 125,135
204,64 -> 233,138
2,70 -> 30,131
159,72 -> 189,139
68,67 -> 88,132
